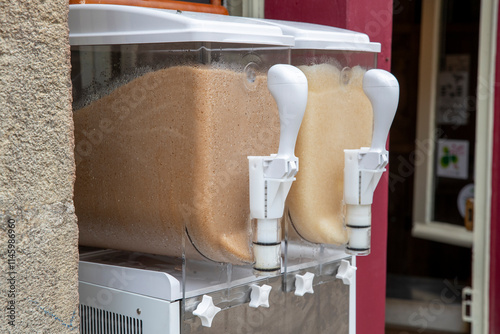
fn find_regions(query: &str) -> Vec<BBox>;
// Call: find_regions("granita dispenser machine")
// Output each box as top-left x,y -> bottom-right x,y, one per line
70,4 -> 399,334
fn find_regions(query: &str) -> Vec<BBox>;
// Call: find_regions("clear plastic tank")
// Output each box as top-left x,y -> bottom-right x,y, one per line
289,53 -> 376,246
70,5 -> 293,265
251,19 -> 380,258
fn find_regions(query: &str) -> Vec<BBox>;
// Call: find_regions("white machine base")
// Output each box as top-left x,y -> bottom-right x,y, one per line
78,244 -> 355,334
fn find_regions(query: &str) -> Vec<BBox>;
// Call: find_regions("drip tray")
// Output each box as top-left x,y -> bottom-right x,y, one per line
79,243 -> 350,301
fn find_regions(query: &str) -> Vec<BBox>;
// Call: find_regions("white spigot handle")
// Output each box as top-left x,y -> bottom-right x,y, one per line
363,69 -> 399,152
267,64 -> 308,159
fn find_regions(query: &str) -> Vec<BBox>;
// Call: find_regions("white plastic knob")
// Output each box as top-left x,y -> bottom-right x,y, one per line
267,64 -> 308,160
336,259 -> 357,285
294,272 -> 314,296
193,295 -> 221,327
363,69 -> 400,152
249,284 -> 272,308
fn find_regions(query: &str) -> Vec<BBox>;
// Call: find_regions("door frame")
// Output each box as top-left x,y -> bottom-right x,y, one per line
474,0 -> 497,332
412,0 -> 496,332
412,0 -> 474,247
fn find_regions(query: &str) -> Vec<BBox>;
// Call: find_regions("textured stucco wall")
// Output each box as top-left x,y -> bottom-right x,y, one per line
0,1 -> 79,333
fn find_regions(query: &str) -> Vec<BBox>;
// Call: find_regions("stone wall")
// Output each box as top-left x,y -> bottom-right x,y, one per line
0,1 -> 79,333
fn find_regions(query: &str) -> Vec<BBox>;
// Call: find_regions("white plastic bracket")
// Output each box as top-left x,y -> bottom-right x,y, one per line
248,156 -> 296,220
193,295 -> 221,328
344,148 -> 387,206
462,286 -> 473,323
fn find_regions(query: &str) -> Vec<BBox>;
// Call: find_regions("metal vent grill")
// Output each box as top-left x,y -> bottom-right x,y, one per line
80,304 -> 143,334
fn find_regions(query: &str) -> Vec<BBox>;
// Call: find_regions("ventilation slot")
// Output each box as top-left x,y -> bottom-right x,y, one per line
80,304 -> 143,334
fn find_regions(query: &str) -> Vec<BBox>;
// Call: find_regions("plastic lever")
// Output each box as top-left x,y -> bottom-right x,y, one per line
363,69 -> 399,153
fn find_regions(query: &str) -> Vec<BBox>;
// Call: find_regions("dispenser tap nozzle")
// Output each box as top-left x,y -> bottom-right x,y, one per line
343,69 -> 399,256
248,64 -> 308,274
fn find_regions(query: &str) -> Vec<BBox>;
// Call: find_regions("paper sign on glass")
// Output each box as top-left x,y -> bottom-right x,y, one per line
436,139 -> 469,179
436,71 -> 469,126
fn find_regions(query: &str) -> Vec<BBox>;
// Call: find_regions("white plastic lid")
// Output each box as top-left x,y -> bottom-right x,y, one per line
251,18 -> 381,52
69,4 -> 294,46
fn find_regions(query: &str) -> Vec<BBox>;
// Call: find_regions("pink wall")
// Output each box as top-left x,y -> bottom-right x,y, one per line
265,2 -> 393,333
490,4 -> 500,332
